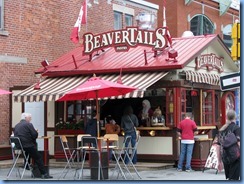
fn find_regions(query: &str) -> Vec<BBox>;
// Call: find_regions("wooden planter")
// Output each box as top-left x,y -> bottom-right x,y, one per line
57,129 -> 85,135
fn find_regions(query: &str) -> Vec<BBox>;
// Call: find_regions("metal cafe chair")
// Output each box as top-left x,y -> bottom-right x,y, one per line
58,135 -> 78,179
76,134 -> 91,162
110,135 -> 134,180
78,136 -> 104,180
102,134 -> 119,161
126,130 -> 142,179
6,136 -> 34,180
73,134 -> 91,178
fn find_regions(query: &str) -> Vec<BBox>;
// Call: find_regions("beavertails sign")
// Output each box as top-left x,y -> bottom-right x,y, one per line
82,27 -> 170,55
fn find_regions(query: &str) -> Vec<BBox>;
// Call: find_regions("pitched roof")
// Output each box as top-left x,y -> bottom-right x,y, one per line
36,34 -> 228,77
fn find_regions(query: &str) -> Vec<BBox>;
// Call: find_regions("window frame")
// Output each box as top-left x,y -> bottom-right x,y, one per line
190,14 -> 214,36
0,0 -> 4,30
114,11 -> 122,30
125,14 -> 133,27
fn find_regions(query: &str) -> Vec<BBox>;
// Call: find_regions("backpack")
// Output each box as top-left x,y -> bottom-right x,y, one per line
219,124 -> 240,164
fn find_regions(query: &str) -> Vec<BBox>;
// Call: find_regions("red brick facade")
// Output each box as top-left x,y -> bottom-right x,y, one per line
147,0 -> 239,38
0,0 -> 157,144
0,0 -> 239,145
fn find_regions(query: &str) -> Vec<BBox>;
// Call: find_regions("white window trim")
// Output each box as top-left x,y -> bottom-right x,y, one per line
0,0 -> 9,36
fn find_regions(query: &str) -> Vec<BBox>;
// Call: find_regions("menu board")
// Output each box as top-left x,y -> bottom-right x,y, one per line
203,137 -> 223,174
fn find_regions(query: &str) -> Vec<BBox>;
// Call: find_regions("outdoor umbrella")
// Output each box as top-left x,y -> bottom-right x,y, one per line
57,75 -> 137,137
0,89 -> 12,95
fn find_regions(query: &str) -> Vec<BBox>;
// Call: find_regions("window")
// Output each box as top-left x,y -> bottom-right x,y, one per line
202,90 -> 215,125
222,24 -> 233,49
114,11 -> 122,30
190,15 -> 214,36
125,14 -> 133,27
0,0 -> 3,30
66,100 -> 95,126
166,88 -> 175,127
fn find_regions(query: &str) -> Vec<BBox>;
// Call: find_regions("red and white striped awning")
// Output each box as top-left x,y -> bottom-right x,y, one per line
14,72 -> 168,102
185,70 -> 220,85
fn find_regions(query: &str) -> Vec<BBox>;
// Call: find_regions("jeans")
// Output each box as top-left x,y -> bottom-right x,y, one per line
124,131 -> 137,164
178,143 -> 194,170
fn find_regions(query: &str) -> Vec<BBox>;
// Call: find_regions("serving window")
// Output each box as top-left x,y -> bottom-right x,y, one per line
179,88 -> 216,126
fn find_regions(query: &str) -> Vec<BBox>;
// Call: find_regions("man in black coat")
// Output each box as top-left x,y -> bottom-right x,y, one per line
14,112 -> 53,179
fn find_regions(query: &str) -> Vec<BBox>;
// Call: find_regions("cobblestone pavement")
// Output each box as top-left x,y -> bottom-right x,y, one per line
0,166 -> 226,181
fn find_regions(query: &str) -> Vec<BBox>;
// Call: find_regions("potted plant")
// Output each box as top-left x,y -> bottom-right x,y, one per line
56,118 -> 85,135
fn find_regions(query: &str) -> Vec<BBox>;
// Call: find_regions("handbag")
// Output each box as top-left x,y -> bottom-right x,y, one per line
219,125 -> 240,164
128,115 -> 137,132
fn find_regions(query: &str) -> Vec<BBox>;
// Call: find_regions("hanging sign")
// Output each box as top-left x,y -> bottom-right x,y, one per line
82,27 -> 169,55
195,54 -> 224,73
220,72 -> 240,91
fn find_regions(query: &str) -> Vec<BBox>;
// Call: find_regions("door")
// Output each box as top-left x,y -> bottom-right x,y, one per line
25,102 -> 44,150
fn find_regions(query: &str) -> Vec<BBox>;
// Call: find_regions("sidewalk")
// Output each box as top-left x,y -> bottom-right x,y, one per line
0,159 -> 226,181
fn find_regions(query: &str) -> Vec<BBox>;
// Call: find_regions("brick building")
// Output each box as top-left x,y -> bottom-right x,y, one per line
0,0 -> 158,154
0,0 -> 240,159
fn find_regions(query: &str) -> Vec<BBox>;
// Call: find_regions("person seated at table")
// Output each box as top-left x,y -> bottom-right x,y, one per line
14,112 -> 53,179
105,115 -> 120,134
105,115 -> 120,160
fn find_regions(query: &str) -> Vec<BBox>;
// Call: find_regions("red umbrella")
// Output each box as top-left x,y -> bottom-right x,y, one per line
57,75 -> 137,137
0,89 -> 12,95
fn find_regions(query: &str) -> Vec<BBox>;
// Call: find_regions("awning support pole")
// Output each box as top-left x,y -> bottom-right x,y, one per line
144,50 -> 148,65
72,55 -> 78,69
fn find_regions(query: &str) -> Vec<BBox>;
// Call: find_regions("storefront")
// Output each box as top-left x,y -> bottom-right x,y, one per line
14,32 -> 239,168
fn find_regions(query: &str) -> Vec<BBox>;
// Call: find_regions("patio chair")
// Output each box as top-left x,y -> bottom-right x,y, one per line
102,134 -> 119,161
110,135 -> 133,180
58,135 -> 78,179
6,136 -> 34,180
73,134 -> 91,178
78,136 -> 104,180
126,130 -> 142,179
76,134 -> 91,162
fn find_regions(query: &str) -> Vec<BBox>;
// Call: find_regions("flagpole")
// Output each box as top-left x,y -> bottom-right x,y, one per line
86,0 -> 88,32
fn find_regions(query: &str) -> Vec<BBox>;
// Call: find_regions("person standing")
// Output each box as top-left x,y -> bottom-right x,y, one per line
121,106 -> 139,164
14,112 -> 53,179
177,113 -> 198,172
217,109 -> 240,180
85,110 -> 97,137
139,99 -> 153,127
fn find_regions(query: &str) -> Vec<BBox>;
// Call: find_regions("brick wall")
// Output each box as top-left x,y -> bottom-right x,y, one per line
0,0 -> 157,145
147,0 -> 239,37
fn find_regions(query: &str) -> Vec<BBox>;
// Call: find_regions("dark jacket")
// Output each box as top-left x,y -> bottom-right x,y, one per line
14,120 -> 38,148
85,118 -> 97,137
121,114 -> 139,133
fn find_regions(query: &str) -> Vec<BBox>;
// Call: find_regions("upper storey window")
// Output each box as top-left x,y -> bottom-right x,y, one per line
190,14 -> 214,35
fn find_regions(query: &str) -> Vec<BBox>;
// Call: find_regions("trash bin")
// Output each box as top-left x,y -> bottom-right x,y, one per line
90,151 -> 108,179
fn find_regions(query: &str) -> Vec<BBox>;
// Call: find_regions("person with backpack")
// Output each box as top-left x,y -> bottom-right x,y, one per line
217,109 -> 240,180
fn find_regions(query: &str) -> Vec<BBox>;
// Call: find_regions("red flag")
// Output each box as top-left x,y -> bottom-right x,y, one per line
70,1 -> 87,44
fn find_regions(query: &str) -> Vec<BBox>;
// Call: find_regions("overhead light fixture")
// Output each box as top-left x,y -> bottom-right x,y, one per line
166,48 -> 178,62
41,59 -> 49,69
149,130 -> 155,136
34,81 -> 41,90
